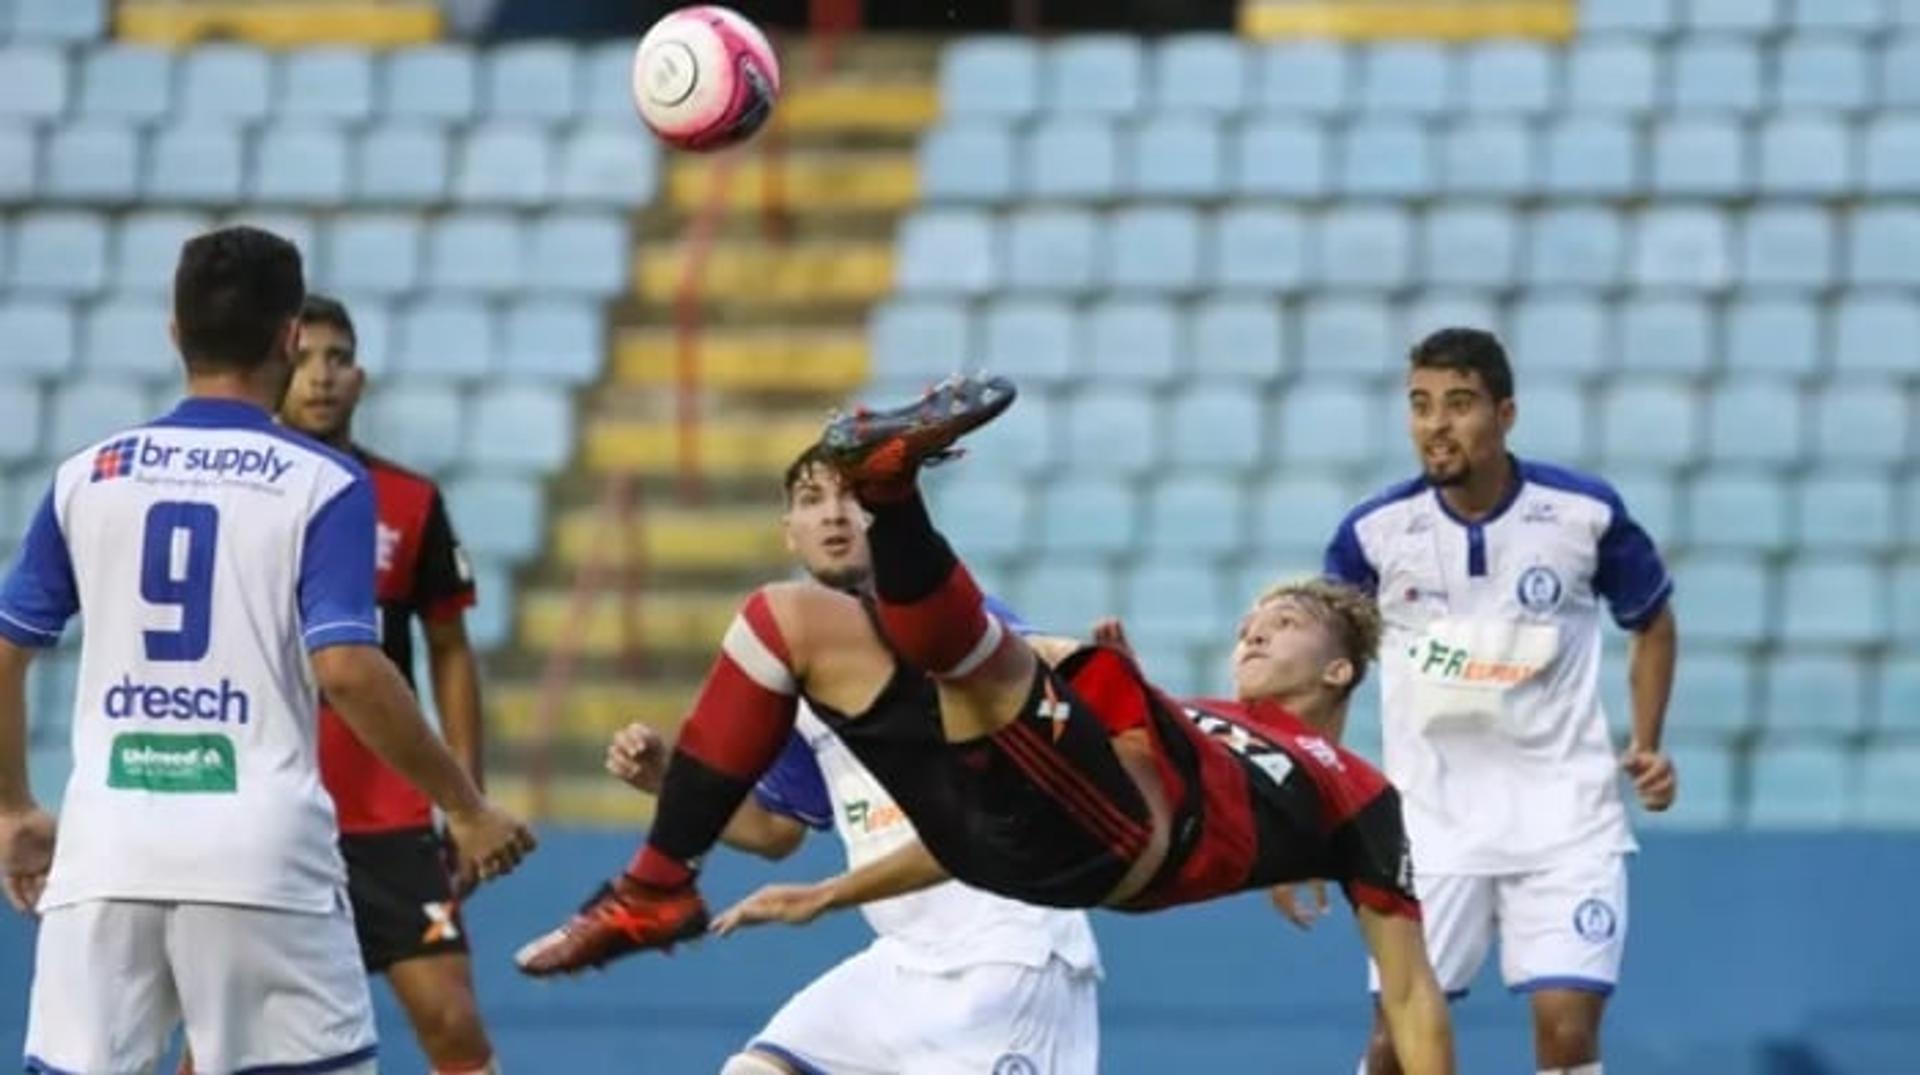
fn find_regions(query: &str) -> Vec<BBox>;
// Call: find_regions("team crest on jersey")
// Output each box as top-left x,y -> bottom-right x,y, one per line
90,436 -> 139,482
991,1055 -> 1038,1075
1572,898 -> 1616,942
1516,565 -> 1564,614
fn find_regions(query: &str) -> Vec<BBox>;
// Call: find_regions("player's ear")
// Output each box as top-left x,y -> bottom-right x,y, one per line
1497,395 -> 1517,436
780,512 -> 798,555
1322,656 -> 1355,693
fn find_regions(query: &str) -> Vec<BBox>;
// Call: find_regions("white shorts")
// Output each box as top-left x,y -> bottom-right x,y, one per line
1369,853 -> 1629,998
26,896 -> 377,1075
749,946 -> 1099,1075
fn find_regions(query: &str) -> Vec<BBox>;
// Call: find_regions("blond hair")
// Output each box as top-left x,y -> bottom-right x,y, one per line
1254,577 -> 1384,698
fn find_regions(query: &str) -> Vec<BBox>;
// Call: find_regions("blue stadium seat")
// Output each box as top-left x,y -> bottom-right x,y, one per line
1317,207 -> 1411,290
939,38 -> 1040,119
425,212 -> 523,294
1651,119 -> 1748,196
1833,295 -> 1920,372
1167,387 -> 1262,470
1685,469 -> 1789,551
1106,206 -> 1202,292
929,475 -> 1031,560
1670,650 -> 1758,736
222,210 -> 318,274
1460,42 -> 1555,114
1064,390 -> 1160,476
278,48 -> 374,123
1210,206 -> 1307,292
484,42 -> 577,123
897,210 -> 998,295
1600,381 -> 1699,467
1540,118 -> 1639,197
1003,208 -> 1093,294
0,379 -> 41,464
1230,119 -> 1329,197
358,382 -> 463,472
529,212 -> 625,296
1640,742 -> 1736,829
1738,206 -> 1834,291
1758,117 -> 1853,196
1124,562 -> 1227,646
0,299 -> 75,378
48,378 -> 146,457
1022,119 -> 1121,201
1144,476 -> 1246,556
1439,120 -> 1536,196
1706,380 -> 1801,465
1037,482 -> 1137,556
918,123 -> 1016,204
1907,477 -> 1920,547
1338,119 -> 1434,197
963,389 -> 1057,476
1358,43 -> 1453,115
1420,207 -> 1518,288
455,125 -> 552,207
0,45 -> 67,120
869,299 -> 969,382
1580,0 -> 1676,32
383,45 -> 478,123
1152,34 -> 1248,114
179,45 -> 271,122
444,475 -> 541,561
1813,385 -> 1908,464
1881,35 -> 1920,107
1130,116 -> 1225,199
1253,41 -> 1350,115
1796,473 -> 1897,552
1724,298 -> 1821,375
1747,744 -> 1851,829
1863,116 -> 1920,193
1899,563 -> 1920,646
80,296 -> 170,381
981,299 -> 1075,386
463,558 -> 513,651
1085,300 -> 1179,384
466,385 -> 571,473
1689,0 -> 1781,32
12,0 -> 106,40
252,127 -> 350,207
146,126 -> 244,206
1619,298 -> 1713,375
1299,297 -> 1395,377
12,211 -> 108,295
1669,39 -> 1763,113
356,125 -> 450,205
1279,384 -> 1382,466
395,299 -> 493,380
1508,380 -> 1587,463
325,214 -> 422,295
556,125 -> 659,208
45,123 -> 138,204
1632,208 -> 1732,291
0,125 -> 38,204
1013,557 -> 1116,629
1794,0 -> 1888,31
1858,747 -> 1920,828
1252,474 -> 1350,552
1402,293 -> 1499,342
1774,37 -> 1871,111
1848,206 -> 1920,285
1509,297 -> 1607,377
113,211 -> 209,294
1564,40 -> 1658,114
1527,207 -> 1624,287
1876,658 -> 1920,734
1782,558 -> 1884,645
77,45 -> 170,122
500,298 -> 603,384
1191,298 -> 1284,382
1046,36 -> 1143,116
1766,656 -> 1868,736
577,41 -> 637,122
1673,555 -> 1771,644
1608,470 -> 1678,544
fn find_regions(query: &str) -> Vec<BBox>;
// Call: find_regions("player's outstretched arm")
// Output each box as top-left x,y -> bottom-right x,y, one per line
1357,904 -> 1455,1075
710,839 -> 950,936
0,639 -> 55,915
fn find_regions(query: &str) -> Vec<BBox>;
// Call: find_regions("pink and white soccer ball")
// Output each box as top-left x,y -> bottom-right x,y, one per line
630,5 -> 781,152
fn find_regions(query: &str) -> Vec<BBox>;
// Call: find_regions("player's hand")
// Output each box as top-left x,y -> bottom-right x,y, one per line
1621,743 -> 1678,812
1270,880 -> 1330,931
606,722 -> 669,795
444,801 -> 537,891
0,806 -> 56,916
711,881 -> 836,937
1091,617 -> 1135,657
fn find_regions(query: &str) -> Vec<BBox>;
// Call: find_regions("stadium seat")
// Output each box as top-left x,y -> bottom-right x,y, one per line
12,0 -> 106,40
1858,746 -> 1920,827
869,299 -> 970,383
1106,206 -> 1202,293
1832,295 -> 1920,372
1781,558 -> 1885,645
252,127 -> 350,207
980,299 -> 1076,386
1724,298 -> 1821,375
1580,0 -> 1676,33
1670,650 -> 1759,736
395,299 -> 493,380
358,382 -> 463,472
1299,297 -> 1395,377
0,46 -> 66,120
1419,207 -> 1518,289
1738,206 -> 1834,291
1317,207 -> 1411,290
1774,37 -> 1871,112
1793,0 -> 1888,30
1338,119 -> 1434,197
1508,379 -> 1587,463
1124,562 -> 1227,646
178,45 -> 271,123
357,125 -> 451,205
1013,558 -> 1116,630
1674,555 -> 1771,644
1402,293 -> 1499,342
1152,34 -> 1248,114
897,210 -> 998,295
223,210 -> 318,275
76,45 -> 170,123
1876,658 -> 1920,734
1685,469 -> 1789,551
1631,209 -> 1732,292
1460,42 -> 1556,114
1085,300 -> 1180,384
1599,381 -> 1699,467
1166,387 -> 1262,471
80,296 -> 170,381
1022,119 -> 1121,201
0,379 -> 41,464
556,125 -> 659,208
529,212 -> 626,296
1064,390 -> 1160,476
1439,120 -> 1536,197
1766,655 -> 1868,736
484,42 -> 578,123
455,125 -> 552,207
1144,476 -> 1246,556
1278,383 -> 1382,466
1358,43 -> 1453,115
12,211 -> 108,296
1669,39 -> 1763,113
1641,742 -> 1736,829
0,299 -> 75,378
1230,119 -> 1329,198
1046,36 -> 1143,116
962,388 -> 1058,476
1130,116 -> 1225,199
1210,206 -> 1307,292
1252,474 -> 1351,552
47,378 -> 145,457
0,125 -> 38,204
1037,482 -> 1138,556
1540,118 -> 1639,197
445,475 -> 543,561
1899,563 -> 1920,645
1813,384 -> 1908,465
1706,380 -> 1802,465
1190,298 -> 1284,382
110,212 -> 207,295
1564,40 -> 1659,114
467,385 -> 572,473
1651,119 -> 1748,196
929,475 -> 1031,559
325,214 -> 422,295
45,123 -> 138,204
464,558 -> 513,651
1907,477 -> 1920,547
1253,41 -> 1350,115
1509,297 -> 1608,377
425,212 -> 523,294
1863,116 -> 1920,193
1002,208 -> 1093,293
1689,0 -> 1782,31
278,48 -> 374,123
1758,117 -> 1853,196
1527,207 -> 1624,288
939,37 -> 1041,119
577,41 -> 639,122
1747,743 -> 1851,829
500,298 -> 604,385
1848,206 -> 1920,286
383,46 -> 478,123
146,126 -> 245,206
1795,473 -> 1897,552
1618,297 -> 1713,374
918,123 -> 1016,204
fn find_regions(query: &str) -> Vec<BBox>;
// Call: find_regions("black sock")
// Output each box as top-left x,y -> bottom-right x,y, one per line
865,491 -> 958,604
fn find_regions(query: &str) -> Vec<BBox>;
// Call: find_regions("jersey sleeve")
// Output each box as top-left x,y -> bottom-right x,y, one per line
413,489 -> 477,623
299,474 -> 382,653
1594,491 -> 1673,631
751,732 -> 833,830
0,486 -> 78,648
1332,787 -> 1421,921
1323,510 -> 1379,595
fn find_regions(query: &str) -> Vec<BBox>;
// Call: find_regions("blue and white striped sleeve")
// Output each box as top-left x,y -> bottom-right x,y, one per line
299,473 -> 381,652
0,487 -> 77,648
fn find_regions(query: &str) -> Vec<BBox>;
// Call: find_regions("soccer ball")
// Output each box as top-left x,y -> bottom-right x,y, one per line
630,5 -> 781,152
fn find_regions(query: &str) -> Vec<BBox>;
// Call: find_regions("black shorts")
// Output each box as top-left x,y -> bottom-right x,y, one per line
338,826 -> 469,973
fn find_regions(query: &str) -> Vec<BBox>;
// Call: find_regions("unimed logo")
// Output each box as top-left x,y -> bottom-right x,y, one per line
107,732 -> 236,793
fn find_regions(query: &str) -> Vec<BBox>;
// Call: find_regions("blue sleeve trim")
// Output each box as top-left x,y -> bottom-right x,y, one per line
747,1042 -> 833,1075
1508,975 -> 1615,998
0,610 -> 63,648
1323,479 -> 1423,595
232,1043 -> 378,1074
983,592 -> 1036,635
0,487 -> 78,646
25,1054 -> 82,1075
751,732 -> 834,830
303,620 -> 383,652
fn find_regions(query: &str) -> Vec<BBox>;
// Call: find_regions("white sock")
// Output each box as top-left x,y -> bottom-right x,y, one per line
1538,1064 -> 1601,1075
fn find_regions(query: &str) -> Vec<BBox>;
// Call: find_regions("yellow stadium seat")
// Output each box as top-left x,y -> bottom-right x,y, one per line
779,84 -> 939,134
636,241 -> 894,305
668,153 -> 918,214
614,330 -> 869,393
1241,0 -> 1574,40
118,1 -> 440,47
549,505 -> 788,572
519,588 -> 741,657
583,416 -> 822,478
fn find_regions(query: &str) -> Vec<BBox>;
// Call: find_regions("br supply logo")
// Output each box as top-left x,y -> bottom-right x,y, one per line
107,733 -> 236,793
91,436 -> 295,485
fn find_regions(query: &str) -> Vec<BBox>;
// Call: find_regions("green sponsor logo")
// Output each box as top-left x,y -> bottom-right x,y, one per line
107,733 -> 236,793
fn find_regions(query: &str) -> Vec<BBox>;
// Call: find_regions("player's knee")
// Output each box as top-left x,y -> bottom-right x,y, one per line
1533,1007 -> 1601,1066
720,1050 -> 795,1075
411,992 -> 492,1067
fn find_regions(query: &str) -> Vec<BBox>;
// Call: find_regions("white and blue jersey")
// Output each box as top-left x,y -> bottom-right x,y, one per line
1325,459 -> 1672,875
0,397 -> 381,913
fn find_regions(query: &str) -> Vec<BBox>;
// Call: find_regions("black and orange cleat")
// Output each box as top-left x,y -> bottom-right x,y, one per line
820,374 -> 1017,497
513,874 -> 709,977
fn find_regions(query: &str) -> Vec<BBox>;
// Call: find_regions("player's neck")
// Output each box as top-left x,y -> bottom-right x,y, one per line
184,371 -> 279,415
1434,451 -> 1517,522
